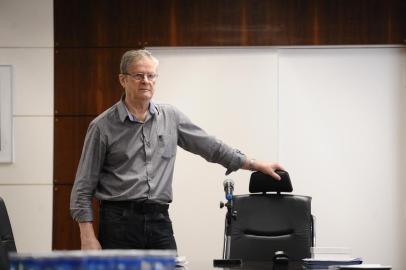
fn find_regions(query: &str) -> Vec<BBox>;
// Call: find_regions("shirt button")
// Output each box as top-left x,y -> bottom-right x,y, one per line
146,141 -> 150,147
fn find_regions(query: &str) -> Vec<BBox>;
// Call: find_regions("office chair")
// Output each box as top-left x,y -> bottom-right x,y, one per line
0,197 -> 17,270
221,171 -> 314,262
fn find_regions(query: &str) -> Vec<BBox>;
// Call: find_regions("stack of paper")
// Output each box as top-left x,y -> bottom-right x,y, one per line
302,257 -> 363,270
311,247 -> 352,260
328,265 -> 391,270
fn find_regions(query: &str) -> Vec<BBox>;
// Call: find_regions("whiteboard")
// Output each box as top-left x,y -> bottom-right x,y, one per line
0,65 -> 13,163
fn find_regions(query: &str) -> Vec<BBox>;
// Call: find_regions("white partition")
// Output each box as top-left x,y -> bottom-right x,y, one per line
150,48 -> 279,262
0,48 -> 53,116
278,47 -> 406,268
0,0 -> 53,47
0,185 -> 53,252
148,47 -> 405,269
0,117 -> 53,184
0,0 -> 54,252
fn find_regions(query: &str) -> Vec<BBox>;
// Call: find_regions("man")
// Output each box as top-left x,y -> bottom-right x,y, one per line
70,49 -> 284,250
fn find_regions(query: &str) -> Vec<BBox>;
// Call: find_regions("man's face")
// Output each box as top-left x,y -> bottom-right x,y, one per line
119,58 -> 158,102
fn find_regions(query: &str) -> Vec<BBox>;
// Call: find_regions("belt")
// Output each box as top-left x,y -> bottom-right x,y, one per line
100,200 -> 169,213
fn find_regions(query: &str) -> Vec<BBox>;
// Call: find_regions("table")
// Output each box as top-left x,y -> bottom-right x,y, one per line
179,260 -> 303,270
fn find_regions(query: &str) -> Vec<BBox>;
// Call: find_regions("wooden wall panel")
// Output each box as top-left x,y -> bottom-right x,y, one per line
54,117 -> 94,184
55,0 -> 406,47
170,0 -> 317,46
140,1 -> 174,47
55,49 -> 124,115
54,0 -> 144,47
316,0 -> 406,45
169,0 -> 248,46
53,184 -> 99,250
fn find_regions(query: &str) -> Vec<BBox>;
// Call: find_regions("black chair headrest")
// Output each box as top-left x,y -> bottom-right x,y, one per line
249,170 -> 293,193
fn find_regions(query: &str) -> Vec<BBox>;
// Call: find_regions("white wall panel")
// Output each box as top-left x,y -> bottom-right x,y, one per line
150,48 -> 279,262
0,185 -> 53,252
0,0 -> 54,254
398,52 -> 406,267
0,48 -> 53,116
0,117 -> 53,184
278,48 -> 405,268
0,0 -> 53,47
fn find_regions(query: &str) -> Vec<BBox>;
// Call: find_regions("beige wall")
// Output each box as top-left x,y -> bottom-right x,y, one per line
0,0 -> 53,252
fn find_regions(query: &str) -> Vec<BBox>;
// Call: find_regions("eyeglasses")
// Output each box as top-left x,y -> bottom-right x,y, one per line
123,72 -> 158,82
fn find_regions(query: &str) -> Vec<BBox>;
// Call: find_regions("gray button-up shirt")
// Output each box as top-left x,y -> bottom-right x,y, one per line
70,99 -> 246,222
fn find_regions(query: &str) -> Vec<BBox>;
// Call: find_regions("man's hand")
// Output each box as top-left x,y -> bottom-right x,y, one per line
255,160 -> 285,180
243,158 -> 285,180
79,222 -> 102,250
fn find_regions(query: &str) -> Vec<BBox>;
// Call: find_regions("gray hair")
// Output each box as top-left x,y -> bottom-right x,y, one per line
120,49 -> 159,74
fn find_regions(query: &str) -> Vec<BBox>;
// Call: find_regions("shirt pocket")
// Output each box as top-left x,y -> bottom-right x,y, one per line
158,133 -> 177,159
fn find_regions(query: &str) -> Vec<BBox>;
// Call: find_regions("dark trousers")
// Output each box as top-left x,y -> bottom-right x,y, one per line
98,201 -> 177,250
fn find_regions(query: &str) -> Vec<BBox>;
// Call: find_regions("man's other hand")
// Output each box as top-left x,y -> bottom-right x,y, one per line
79,222 -> 102,250
81,235 -> 102,250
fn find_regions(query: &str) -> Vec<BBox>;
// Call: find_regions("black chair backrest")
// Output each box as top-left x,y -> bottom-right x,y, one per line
0,197 -> 17,270
249,170 -> 293,194
228,171 -> 312,261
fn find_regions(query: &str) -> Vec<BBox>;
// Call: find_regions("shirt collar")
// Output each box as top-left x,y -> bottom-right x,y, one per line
117,96 -> 158,123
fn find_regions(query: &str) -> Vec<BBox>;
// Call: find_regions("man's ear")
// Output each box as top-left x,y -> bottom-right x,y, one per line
118,74 -> 126,87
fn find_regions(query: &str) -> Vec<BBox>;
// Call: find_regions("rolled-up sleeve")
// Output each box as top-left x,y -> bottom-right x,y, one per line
70,121 -> 106,222
173,107 -> 246,175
